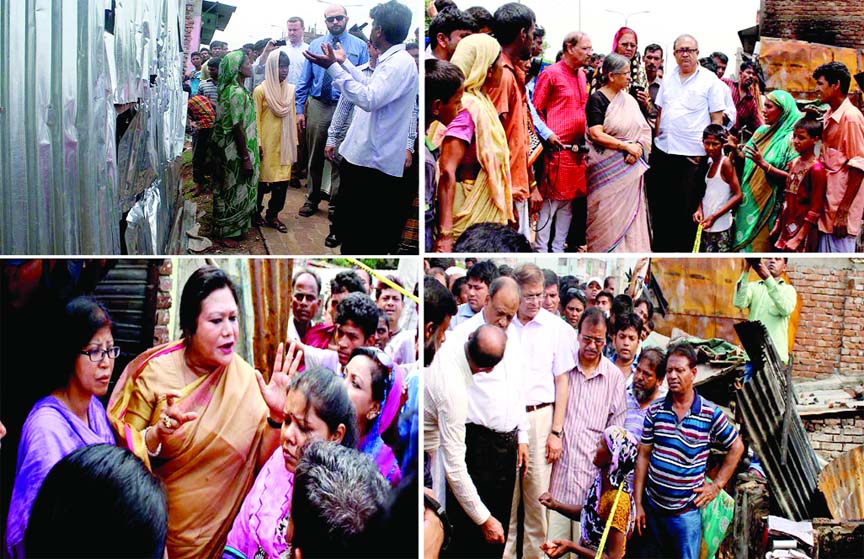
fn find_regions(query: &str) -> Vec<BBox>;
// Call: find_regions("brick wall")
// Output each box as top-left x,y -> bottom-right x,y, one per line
804,415 -> 864,461
787,261 -> 864,380
761,0 -> 864,50
184,0 -> 202,55
154,259 -> 172,346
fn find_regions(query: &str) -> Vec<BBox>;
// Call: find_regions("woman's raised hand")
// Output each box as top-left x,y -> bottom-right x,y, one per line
256,341 -> 303,421
156,391 -> 199,439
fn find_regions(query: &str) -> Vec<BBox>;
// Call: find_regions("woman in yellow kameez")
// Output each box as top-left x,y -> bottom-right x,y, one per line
433,33 -> 512,252
107,266 -> 297,559
252,49 -> 298,233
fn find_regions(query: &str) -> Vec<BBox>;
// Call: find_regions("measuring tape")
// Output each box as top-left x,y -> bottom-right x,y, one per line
346,257 -> 419,304
594,481 -> 626,559
692,224 -> 703,253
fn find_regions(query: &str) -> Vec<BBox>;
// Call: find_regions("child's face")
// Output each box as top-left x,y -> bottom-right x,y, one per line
792,128 -> 817,155
703,136 -> 723,158
434,85 -> 464,126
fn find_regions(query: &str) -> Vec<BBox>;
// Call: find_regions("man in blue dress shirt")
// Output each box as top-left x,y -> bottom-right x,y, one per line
305,0 -> 418,254
295,4 -> 369,219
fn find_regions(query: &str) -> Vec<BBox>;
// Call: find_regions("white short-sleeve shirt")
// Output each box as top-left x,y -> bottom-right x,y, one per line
655,66 -> 729,156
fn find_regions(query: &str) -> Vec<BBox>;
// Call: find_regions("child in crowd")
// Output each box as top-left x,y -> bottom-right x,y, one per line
772,117 -> 826,252
694,124 -> 742,252
424,59 -> 465,252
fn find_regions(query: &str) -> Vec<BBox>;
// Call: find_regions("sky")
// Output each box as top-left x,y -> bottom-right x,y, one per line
209,0 -> 426,48
459,0 -> 760,79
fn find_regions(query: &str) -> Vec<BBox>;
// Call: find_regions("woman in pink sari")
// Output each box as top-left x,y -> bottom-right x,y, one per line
585,53 -> 653,252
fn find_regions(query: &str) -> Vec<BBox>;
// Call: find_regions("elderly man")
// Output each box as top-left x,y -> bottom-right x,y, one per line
504,265 -> 575,559
452,276 -> 530,558
287,269 -> 322,343
426,7 -> 476,61
425,324 -> 509,557
813,61 -> 864,252
296,4 -> 369,219
648,34 -> 728,252
488,3 -> 537,241
541,306 -> 626,552
634,343 -> 744,559
533,31 -> 592,253
305,0 -> 418,254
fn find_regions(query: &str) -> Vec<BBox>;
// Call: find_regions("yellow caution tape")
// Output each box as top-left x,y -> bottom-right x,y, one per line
692,224 -> 703,253
595,481 -> 626,559
346,257 -> 419,304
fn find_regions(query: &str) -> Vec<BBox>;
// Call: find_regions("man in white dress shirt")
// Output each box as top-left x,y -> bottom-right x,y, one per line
450,276 -> 530,557
648,34 -> 728,252
425,323 -> 508,556
304,0 -> 418,254
504,264 -> 575,559
287,269 -> 321,343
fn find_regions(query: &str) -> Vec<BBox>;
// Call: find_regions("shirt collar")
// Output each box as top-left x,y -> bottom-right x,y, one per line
378,43 -> 407,64
827,97 -> 854,124
661,390 -> 702,414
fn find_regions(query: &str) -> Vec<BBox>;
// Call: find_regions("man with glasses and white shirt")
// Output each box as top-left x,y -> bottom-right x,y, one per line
647,34 -> 728,252
504,264 -> 575,559
540,306 -> 626,551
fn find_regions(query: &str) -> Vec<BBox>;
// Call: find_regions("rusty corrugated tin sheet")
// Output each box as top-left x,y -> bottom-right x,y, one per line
650,259 -> 800,350
735,320 -> 823,521
760,37 -> 863,100
817,445 -> 864,521
249,260 -> 294,377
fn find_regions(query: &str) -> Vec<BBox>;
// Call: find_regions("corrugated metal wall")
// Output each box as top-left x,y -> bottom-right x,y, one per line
0,0 -> 187,254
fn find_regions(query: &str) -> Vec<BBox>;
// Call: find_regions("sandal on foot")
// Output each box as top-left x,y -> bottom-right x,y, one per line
252,214 -> 265,227
266,217 -> 288,233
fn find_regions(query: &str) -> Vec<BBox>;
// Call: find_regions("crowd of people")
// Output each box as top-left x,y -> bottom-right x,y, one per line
424,0 -> 864,253
4,264 -> 421,558
423,256 -> 797,558
184,1 -> 420,253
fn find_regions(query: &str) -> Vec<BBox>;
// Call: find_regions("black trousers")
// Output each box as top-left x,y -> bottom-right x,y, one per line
256,181 -> 288,220
336,159 -> 410,254
444,424 -> 517,559
646,147 -> 707,252
192,127 -> 212,184
565,196 -> 588,251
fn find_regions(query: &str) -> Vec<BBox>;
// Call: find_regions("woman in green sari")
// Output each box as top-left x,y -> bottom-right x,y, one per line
731,90 -> 801,252
212,50 -> 260,248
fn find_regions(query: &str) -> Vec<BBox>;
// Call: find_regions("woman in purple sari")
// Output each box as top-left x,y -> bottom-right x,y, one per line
344,346 -> 404,486
5,297 -> 118,557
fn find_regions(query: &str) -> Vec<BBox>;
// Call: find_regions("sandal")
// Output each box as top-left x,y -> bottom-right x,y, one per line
266,217 -> 288,233
219,238 -> 242,249
252,213 -> 265,227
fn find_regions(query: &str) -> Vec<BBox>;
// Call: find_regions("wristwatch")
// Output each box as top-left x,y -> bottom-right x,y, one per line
550,429 -> 563,438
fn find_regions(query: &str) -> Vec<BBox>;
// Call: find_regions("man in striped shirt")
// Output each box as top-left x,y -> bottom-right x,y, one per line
544,306 -> 626,550
634,343 -> 744,559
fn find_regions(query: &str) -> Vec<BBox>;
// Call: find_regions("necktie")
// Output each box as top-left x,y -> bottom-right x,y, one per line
320,37 -> 336,102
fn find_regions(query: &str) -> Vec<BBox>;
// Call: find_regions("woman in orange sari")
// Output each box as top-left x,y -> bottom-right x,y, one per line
107,266 -> 296,559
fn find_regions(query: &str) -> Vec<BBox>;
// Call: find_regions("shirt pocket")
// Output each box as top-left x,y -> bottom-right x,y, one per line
680,89 -> 706,112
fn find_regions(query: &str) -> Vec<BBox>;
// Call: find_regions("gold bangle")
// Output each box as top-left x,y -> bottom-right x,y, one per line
439,229 -> 453,237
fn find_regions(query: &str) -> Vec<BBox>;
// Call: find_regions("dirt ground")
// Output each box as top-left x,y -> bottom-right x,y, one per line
180,147 -> 268,255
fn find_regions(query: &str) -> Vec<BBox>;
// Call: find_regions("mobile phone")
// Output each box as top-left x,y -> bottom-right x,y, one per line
745,257 -> 762,268
273,39 -> 286,47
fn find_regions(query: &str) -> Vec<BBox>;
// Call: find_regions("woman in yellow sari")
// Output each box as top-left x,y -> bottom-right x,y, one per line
433,33 -> 512,252
107,266 -> 297,559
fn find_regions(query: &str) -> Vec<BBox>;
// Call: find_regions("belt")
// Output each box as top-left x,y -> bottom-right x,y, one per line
311,95 -> 338,106
465,423 -> 518,443
526,402 -> 553,413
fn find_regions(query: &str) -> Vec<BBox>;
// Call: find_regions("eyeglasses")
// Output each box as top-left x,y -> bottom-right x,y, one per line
325,15 -> 346,23
80,346 -> 121,362
674,48 -> 698,56
293,292 -> 318,303
579,335 -> 605,348
523,293 -> 546,302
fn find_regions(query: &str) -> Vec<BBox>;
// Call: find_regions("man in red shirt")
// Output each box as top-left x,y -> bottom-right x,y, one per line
532,31 -> 592,252
488,3 -> 536,242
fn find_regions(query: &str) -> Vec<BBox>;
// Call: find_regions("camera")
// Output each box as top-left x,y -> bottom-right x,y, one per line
273,39 -> 286,47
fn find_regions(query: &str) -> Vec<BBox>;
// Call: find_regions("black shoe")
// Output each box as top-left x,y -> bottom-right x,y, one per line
289,178 -> 301,188
298,201 -> 317,217
325,233 -> 341,248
